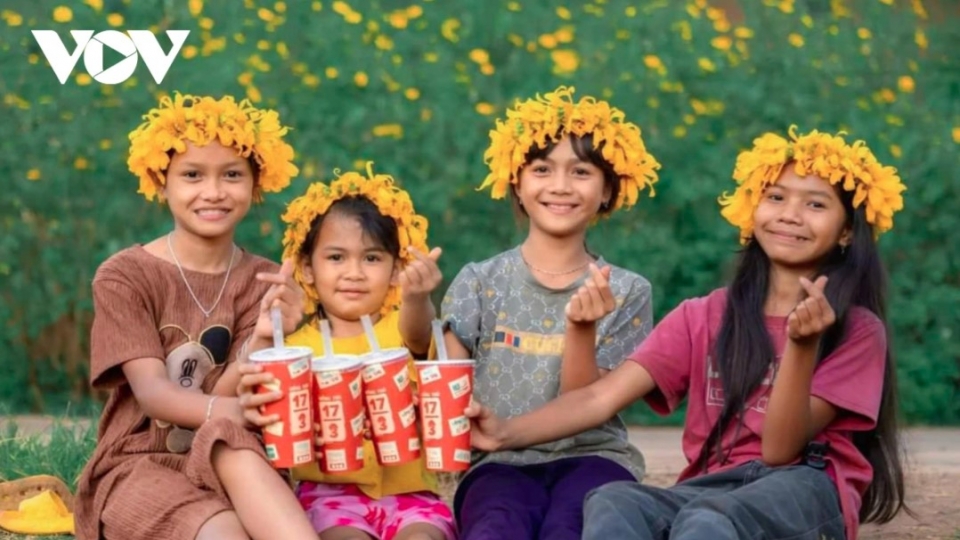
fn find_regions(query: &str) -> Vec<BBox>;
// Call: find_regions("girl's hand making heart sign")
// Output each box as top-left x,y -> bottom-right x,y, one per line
787,275 -> 836,346
565,264 -> 616,325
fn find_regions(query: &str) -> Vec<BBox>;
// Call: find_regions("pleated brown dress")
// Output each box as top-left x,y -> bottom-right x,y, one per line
75,246 -> 278,540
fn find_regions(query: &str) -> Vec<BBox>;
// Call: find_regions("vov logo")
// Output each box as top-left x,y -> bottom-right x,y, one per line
31,30 -> 190,85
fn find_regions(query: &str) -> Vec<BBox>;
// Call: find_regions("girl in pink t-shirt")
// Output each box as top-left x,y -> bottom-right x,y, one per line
465,127 -> 908,540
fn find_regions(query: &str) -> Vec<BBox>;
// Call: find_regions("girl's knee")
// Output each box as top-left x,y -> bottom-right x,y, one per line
585,480 -> 644,507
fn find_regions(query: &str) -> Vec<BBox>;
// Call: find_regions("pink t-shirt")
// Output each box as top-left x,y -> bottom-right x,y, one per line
629,288 -> 886,540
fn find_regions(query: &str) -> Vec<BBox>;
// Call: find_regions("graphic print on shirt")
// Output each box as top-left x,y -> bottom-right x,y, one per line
704,354 -> 780,413
491,324 -> 567,356
159,324 -> 232,390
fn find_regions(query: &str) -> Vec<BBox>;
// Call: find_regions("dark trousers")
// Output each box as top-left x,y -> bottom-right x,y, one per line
583,461 -> 845,540
454,456 -> 635,540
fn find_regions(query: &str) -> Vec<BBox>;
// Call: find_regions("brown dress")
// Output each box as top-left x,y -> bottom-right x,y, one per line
75,246 -> 277,540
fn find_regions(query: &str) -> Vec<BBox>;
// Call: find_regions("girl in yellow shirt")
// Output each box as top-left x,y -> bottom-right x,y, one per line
241,164 -> 454,540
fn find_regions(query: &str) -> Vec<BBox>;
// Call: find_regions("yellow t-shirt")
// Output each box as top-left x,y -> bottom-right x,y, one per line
287,310 -> 439,499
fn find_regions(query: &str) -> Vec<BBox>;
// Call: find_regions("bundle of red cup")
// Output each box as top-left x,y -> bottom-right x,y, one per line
251,345 -> 476,472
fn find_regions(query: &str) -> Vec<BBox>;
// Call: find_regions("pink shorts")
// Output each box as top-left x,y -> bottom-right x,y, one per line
296,482 -> 456,540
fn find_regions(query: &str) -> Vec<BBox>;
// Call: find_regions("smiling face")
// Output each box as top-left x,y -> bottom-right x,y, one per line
300,212 -> 398,325
752,163 -> 852,272
163,141 -> 256,242
514,135 -> 613,239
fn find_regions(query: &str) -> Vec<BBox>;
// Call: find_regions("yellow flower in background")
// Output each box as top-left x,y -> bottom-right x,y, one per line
643,55 -> 664,70
27,169 -> 41,181
375,34 -> 394,50
734,27 -> 754,39
878,0 -> 893,4
551,50 -> 579,74
475,102 -> 495,115
441,18 -> 460,42
915,29 -> 928,50
625,6 -> 637,17
312,1 -> 322,11
333,1 -> 362,23
4,10 -> 23,26
673,125 -> 687,138
326,67 -> 339,78
857,27 -> 872,39
406,5 -> 423,18
778,0 -> 795,13
889,144 -> 902,158
84,0 -> 103,12
354,71 -> 368,87
76,73 -> 92,85
183,45 -> 198,59
788,33 -> 804,47
372,124 -> 403,138
912,0 -> 928,19
74,157 -> 89,170
303,74 -> 320,87
898,76 -> 915,93
99,139 -> 112,150
107,13 -> 124,26
275,1 -> 287,13
953,127 -> 960,144
711,36 -> 732,51
404,88 -> 420,100
199,17 -> 214,30
556,6 -> 571,19
698,58 -> 717,72
469,48 -> 489,64
53,6 -> 73,23
480,63 -> 495,75
555,27 -> 574,43
424,52 -> 439,62
388,10 -> 408,29
247,86 -> 262,103
538,34 -> 558,49
276,42 -> 289,59
189,0 -> 203,16
257,40 -> 270,50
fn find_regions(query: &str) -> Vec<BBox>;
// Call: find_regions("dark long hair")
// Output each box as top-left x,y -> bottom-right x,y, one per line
698,189 -> 907,524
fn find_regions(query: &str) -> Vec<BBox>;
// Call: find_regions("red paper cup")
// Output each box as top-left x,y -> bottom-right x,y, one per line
312,355 -> 366,474
361,348 -> 420,465
250,346 -> 315,469
415,360 -> 476,471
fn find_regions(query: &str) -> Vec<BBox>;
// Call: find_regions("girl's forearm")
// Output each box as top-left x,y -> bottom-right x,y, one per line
762,340 -> 818,464
559,322 -> 602,393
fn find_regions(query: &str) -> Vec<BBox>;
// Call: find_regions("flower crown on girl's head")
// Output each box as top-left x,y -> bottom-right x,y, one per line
719,126 -> 907,244
281,163 -> 430,317
128,92 -> 299,202
478,86 -> 661,212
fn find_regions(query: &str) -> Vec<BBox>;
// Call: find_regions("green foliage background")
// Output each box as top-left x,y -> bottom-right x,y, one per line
1,0 -> 958,424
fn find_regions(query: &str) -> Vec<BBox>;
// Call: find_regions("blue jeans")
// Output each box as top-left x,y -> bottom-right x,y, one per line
583,461 -> 845,540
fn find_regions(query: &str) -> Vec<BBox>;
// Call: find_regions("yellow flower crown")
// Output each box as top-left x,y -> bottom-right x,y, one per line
478,86 -> 661,211
719,126 -> 906,243
281,163 -> 429,317
128,92 -> 299,201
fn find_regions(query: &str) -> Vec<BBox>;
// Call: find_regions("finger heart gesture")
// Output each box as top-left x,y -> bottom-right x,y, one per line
399,247 -> 443,299
787,275 -> 836,344
565,264 -> 616,325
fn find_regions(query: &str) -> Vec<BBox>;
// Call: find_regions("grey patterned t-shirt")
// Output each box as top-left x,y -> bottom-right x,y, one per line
441,247 -> 652,479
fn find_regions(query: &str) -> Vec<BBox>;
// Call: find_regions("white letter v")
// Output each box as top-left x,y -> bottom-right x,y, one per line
32,30 -> 94,84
